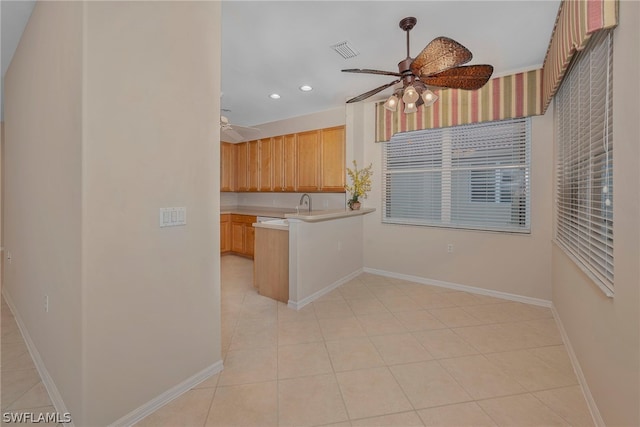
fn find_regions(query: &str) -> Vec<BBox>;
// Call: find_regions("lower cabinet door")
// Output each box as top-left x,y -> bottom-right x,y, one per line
231,222 -> 245,253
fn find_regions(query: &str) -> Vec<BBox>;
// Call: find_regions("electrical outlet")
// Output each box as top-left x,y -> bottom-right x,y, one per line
337,241 -> 342,251
6,251 -> 11,264
447,244 -> 454,253
323,200 -> 329,208
44,295 -> 49,313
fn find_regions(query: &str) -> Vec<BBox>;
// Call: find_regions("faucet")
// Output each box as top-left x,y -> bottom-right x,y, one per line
299,193 -> 312,213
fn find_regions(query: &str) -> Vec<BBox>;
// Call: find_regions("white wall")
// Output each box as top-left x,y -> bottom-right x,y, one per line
551,2 -> 640,425
4,2 -> 222,425
351,102 -> 554,301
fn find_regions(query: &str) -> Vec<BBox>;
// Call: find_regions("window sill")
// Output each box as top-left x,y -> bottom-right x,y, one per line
552,240 -> 614,298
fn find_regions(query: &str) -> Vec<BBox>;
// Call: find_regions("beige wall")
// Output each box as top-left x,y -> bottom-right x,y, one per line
4,1 -> 222,425
289,215 -> 364,305
551,2 -> 640,425
351,103 -> 555,301
4,1 -> 85,416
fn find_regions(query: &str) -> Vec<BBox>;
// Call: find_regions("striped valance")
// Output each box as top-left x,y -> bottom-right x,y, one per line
541,0 -> 618,111
375,69 -> 541,143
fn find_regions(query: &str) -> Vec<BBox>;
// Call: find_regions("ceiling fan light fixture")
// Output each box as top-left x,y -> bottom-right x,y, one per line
383,94 -> 399,112
402,85 -> 419,103
404,102 -> 417,114
421,89 -> 438,107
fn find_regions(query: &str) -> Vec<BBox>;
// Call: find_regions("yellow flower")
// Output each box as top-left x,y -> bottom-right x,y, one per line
345,160 -> 373,203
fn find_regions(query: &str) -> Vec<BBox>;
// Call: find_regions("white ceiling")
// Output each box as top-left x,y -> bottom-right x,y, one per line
222,1 -> 561,127
1,1 -> 561,126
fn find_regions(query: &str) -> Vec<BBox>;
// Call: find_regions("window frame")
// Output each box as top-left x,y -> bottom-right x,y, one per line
382,117 -> 531,234
554,30 -> 614,296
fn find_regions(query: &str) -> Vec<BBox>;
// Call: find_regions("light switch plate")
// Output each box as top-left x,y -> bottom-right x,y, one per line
160,207 -> 187,227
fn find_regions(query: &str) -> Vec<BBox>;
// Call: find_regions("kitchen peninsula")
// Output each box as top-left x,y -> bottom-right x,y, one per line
252,207 -> 375,309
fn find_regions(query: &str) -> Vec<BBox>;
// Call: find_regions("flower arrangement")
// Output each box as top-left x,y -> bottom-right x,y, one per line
345,160 -> 373,210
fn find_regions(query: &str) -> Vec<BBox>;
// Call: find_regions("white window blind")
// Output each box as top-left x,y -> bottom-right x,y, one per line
555,30 -> 614,294
383,118 -> 530,233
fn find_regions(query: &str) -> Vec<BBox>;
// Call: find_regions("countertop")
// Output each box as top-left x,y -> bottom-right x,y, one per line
285,208 -> 375,223
222,205 -> 375,223
221,206 -> 296,218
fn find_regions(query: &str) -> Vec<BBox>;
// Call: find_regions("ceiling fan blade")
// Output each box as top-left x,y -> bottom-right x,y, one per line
410,36 -> 473,77
342,68 -> 402,77
346,79 -> 401,103
419,64 -> 494,90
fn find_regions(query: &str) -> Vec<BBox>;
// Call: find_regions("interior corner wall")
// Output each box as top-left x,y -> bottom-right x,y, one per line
551,2 -> 640,425
81,2 -> 221,424
354,102 -> 554,301
3,0 -> 84,418
4,1 -> 221,425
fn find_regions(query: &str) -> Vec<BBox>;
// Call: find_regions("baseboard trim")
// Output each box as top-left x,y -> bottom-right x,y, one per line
2,290 -> 75,427
109,360 -> 224,427
551,305 -> 604,427
362,267 -> 552,308
288,268 -> 363,310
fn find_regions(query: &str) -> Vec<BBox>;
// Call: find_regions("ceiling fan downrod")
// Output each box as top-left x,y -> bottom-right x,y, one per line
398,17 -> 417,86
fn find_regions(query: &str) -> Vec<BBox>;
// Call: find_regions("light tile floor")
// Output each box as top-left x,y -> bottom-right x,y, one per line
1,297 -> 60,426
2,255 -> 595,426
140,255 -> 594,426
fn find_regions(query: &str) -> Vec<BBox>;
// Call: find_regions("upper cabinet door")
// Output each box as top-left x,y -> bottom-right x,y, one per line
220,142 -> 236,192
259,138 -> 272,192
283,134 -> 297,192
272,136 -> 285,191
296,130 -> 320,192
247,140 -> 260,191
320,126 -> 346,192
235,142 -> 248,191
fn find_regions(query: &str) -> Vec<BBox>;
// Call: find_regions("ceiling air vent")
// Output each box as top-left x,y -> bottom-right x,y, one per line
331,41 -> 360,59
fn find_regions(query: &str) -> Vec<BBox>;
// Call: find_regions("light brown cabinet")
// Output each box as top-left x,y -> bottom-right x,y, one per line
259,138 -> 272,191
225,125 -> 345,193
220,214 -> 231,253
283,134 -> 297,191
245,225 -> 255,257
228,214 -> 256,258
272,136 -> 285,191
254,227 -> 289,303
220,142 -> 236,192
235,142 -> 248,191
296,130 -> 321,192
247,140 -> 260,191
320,126 -> 346,192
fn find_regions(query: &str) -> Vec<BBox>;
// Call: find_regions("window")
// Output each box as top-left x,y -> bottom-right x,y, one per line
555,30 -> 614,295
382,117 -> 530,232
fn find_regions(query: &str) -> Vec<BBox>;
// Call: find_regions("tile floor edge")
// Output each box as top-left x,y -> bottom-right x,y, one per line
109,360 -> 224,427
550,305 -> 604,427
2,289 -> 73,426
362,267 -> 553,307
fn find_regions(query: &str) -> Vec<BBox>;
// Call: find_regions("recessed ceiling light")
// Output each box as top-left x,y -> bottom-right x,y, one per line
269,93 -> 281,99
299,85 -> 313,92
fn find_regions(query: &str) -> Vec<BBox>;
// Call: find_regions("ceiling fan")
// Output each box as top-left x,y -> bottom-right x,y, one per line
220,115 -> 260,143
343,17 -> 493,112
